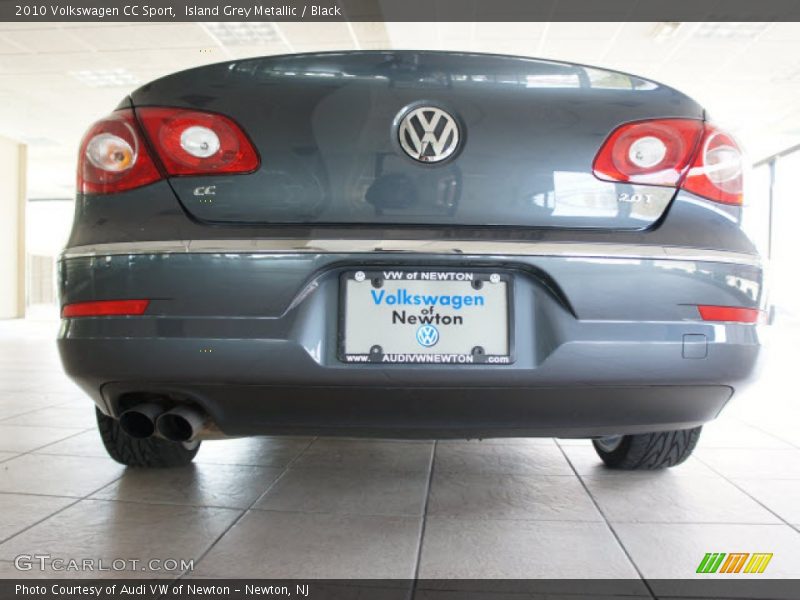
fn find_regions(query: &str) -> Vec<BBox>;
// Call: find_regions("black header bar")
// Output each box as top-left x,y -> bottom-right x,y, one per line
4,579 -> 800,599
2,0 -> 800,22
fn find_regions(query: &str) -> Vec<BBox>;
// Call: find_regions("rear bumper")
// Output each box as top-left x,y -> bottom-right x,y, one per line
60,326 -> 751,437
97,378 -> 732,439
57,246 -> 763,439
60,329 -> 745,437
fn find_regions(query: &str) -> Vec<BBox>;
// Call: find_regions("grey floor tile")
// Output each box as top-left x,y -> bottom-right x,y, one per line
11,388 -> 85,400
255,467 -> 429,517
698,420 -> 794,449
32,430 -> 107,458
195,436 -> 313,468
428,471 -> 602,521
439,438 -> 557,447
0,499 -> 240,567
0,397 -> 66,420
0,383 -> 79,398
0,454 -> 123,497
0,559 -> 177,579
0,406 -> 34,421
0,383 -> 39,395
0,559 -> 61,579
696,448 -> 800,479
0,452 -> 17,464
418,518 -> 640,578
561,445 -> 721,478
0,405 -> 96,430
434,442 -> 573,476
293,439 -> 433,472
0,424 -> 86,452
192,510 -> 421,578
733,479 -> 800,523
554,438 -> 593,446
332,436 -> 432,444
0,493 -> 75,542
0,560 -> 25,579
1,392 -> 83,406
614,523 -> 800,580
91,463 -> 283,509
583,472 -> 780,524
740,416 -> 800,449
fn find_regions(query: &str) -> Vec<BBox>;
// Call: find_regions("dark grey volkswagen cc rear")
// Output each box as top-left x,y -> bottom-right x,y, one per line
58,51 -> 764,469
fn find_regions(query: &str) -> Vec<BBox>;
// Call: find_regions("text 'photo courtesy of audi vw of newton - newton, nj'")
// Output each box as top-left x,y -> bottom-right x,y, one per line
57,51 -> 764,469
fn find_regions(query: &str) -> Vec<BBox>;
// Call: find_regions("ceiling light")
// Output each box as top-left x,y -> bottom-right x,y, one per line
772,64 -> 800,83
69,68 -> 140,88
652,22 -> 684,43
695,22 -> 770,40
203,22 -> 279,45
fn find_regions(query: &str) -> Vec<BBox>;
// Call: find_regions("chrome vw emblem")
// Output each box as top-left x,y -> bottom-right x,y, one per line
398,106 -> 460,163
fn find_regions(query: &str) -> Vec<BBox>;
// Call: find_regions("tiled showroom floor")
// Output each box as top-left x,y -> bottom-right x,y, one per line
1,314 -> 799,588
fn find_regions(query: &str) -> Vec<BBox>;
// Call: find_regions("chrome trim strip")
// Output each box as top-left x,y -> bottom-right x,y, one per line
60,239 -> 762,267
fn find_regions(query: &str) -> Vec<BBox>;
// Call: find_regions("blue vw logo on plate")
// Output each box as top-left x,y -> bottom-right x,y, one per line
416,324 -> 439,348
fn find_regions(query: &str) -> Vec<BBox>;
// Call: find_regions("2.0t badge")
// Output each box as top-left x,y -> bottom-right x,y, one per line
397,106 -> 460,163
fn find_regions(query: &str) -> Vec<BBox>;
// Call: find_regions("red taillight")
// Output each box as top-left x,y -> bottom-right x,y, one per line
697,305 -> 763,323
136,107 -> 259,176
682,126 -> 744,205
77,109 -> 162,195
593,119 -> 744,206
593,119 -> 704,187
62,299 -> 150,318
77,107 -> 259,195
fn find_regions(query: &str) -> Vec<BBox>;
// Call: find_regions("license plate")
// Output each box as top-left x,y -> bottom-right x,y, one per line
340,269 -> 512,365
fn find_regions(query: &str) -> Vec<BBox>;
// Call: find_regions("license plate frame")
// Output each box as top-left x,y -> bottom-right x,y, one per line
338,269 -> 514,365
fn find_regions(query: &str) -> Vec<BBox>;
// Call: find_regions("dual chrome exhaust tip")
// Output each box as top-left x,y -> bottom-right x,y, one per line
119,403 -> 206,443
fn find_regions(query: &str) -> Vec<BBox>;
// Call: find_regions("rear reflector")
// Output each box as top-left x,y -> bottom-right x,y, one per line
697,305 -> 763,323
62,299 -> 150,318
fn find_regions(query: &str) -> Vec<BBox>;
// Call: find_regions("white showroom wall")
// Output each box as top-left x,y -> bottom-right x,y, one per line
0,135 -> 26,318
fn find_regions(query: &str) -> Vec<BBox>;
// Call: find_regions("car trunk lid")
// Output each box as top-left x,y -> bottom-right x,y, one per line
130,51 -> 703,229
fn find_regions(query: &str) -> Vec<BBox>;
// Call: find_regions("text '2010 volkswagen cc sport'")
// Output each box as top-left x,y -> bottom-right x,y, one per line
58,51 -> 764,469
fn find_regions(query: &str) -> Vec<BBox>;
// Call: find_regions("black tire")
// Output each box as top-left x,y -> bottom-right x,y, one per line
96,408 -> 200,468
592,427 -> 702,470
